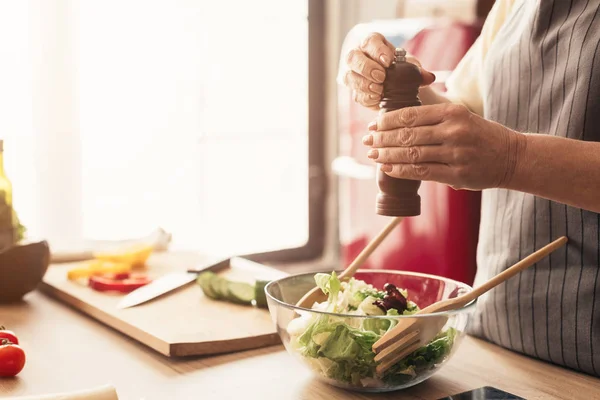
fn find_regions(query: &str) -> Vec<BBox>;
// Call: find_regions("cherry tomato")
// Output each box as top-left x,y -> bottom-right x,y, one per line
0,340 -> 26,377
0,328 -> 18,345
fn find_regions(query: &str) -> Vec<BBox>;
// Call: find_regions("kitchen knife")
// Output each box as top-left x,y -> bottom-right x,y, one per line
116,257 -> 230,309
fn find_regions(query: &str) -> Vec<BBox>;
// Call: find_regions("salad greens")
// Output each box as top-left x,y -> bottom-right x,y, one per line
287,272 -> 456,388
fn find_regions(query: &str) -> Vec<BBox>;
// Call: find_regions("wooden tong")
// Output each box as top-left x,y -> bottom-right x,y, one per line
372,235 -> 569,374
295,216 -> 403,308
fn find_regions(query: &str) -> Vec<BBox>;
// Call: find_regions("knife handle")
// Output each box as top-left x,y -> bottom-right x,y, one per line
186,257 -> 230,273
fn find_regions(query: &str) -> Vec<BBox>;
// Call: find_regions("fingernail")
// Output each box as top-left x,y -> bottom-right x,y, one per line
368,121 -> 377,131
362,134 -> 373,145
367,149 -> 378,159
419,68 -> 436,85
381,164 -> 393,173
422,69 -> 435,83
371,69 -> 385,83
380,54 -> 390,66
369,94 -> 378,99
369,83 -> 383,94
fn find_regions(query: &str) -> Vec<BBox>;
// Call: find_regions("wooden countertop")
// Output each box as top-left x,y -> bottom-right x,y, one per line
1,291 -> 600,400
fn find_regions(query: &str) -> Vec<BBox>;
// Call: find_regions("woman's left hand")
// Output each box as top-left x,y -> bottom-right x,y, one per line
362,103 -> 527,190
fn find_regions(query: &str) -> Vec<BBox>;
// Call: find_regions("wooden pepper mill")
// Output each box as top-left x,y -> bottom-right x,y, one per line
376,48 -> 423,217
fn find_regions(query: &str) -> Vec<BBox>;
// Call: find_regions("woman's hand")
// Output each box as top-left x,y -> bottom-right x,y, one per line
342,32 -> 436,110
362,104 -> 527,190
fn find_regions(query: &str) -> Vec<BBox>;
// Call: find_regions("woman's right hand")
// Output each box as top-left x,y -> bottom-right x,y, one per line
342,32 -> 437,111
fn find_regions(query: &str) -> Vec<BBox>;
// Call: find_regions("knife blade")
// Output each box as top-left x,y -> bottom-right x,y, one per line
116,257 -> 230,309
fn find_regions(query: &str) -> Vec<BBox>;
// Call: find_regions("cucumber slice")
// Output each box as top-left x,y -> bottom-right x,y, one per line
253,279 -> 270,308
196,271 -> 215,285
226,281 -> 255,304
197,272 -> 220,299
214,276 -> 230,299
197,272 -> 271,308
207,275 -> 226,299
204,285 -> 220,299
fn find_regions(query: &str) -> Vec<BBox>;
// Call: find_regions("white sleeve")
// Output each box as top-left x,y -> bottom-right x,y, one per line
445,0 -> 519,116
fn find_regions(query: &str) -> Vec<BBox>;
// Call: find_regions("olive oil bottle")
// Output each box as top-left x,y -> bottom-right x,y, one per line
0,140 -> 20,250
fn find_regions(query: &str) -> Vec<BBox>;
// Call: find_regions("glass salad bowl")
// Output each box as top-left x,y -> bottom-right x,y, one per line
264,269 -> 475,393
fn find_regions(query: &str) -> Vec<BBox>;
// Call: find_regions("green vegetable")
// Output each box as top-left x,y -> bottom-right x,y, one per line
353,287 -> 385,303
227,281 -> 254,304
314,271 -> 341,312
254,279 -> 269,308
403,301 -> 419,315
361,315 -> 391,333
382,328 -> 457,386
294,316 -> 456,386
318,324 -> 379,385
196,272 -> 270,308
213,276 -> 230,299
196,272 -> 220,299
289,272 -> 457,387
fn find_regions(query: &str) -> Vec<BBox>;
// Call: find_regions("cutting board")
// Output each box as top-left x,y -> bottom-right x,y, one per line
38,251 -> 288,357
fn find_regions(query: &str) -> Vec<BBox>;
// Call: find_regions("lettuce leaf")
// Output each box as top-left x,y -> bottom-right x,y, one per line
382,327 -> 457,385
353,287 -> 385,303
293,273 -> 457,387
298,319 -> 379,385
294,315 -> 457,386
314,272 -> 341,312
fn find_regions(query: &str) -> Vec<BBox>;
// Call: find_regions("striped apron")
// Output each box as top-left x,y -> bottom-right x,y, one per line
469,0 -> 600,377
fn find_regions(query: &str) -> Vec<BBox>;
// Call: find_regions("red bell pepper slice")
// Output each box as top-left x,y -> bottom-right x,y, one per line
104,272 -> 132,280
88,274 -> 152,293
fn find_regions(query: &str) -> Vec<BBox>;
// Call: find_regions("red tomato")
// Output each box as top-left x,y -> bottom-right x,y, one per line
0,341 -> 26,377
0,329 -> 19,345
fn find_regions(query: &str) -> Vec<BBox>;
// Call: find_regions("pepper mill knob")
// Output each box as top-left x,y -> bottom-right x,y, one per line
395,48 -> 406,60
376,47 -> 423,216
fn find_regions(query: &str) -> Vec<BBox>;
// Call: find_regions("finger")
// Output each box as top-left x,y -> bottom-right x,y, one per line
354,90 -> 380,107
380,162 -> 454,183
364,126 -> 445,148
344,70 -> 383,96
346,48 -> 386,83
359,32 -> 396,68
405,55 -> 436,86
368,145 -> 451,164
369,104 -> 449,131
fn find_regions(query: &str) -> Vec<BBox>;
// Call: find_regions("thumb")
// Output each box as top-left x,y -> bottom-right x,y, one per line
406,55 -> 436,87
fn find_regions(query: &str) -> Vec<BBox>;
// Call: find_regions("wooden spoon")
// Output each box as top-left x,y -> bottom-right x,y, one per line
295,216 -> 403,308
372,235 -> 568,374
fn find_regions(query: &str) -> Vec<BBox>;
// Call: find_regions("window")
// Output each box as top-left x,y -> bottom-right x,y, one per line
0,0 -> 326,262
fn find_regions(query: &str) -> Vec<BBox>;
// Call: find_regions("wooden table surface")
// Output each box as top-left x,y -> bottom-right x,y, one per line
1,291 -> 600,400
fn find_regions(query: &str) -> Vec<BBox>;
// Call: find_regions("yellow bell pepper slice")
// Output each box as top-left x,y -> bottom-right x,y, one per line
67,260 -> 132,280
92,244 -> 153,268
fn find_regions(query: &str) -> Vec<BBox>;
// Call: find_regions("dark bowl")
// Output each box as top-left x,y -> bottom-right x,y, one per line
0,240 -> 50,303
